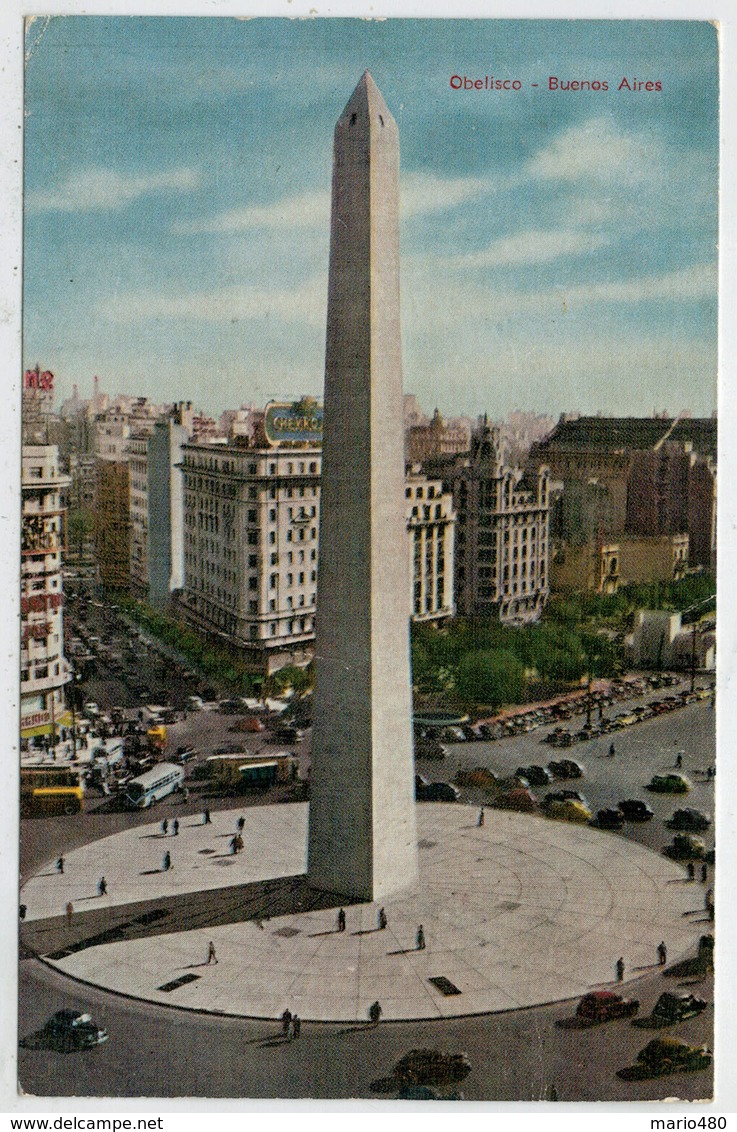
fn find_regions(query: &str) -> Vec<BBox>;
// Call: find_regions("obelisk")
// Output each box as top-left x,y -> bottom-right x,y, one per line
307,72 -> 419,901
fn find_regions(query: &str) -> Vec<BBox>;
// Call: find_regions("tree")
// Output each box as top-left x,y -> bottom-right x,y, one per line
455,650 -> 525,711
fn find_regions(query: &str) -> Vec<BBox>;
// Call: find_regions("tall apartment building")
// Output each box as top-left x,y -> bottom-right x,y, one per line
406,466 -> 456,621
430,422 -> 550,625
21,446 -> 71,740
148,406 -> 194,607
180,442 -> 321,673
128,432 -> 150,596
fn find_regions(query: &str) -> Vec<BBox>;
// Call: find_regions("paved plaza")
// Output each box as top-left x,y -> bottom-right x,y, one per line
21,802 -> 707,1022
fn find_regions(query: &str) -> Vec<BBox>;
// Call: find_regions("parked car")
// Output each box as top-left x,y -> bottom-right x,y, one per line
546,798 -> 592,824
663,833 -> 706,860
515,765 -> 552,786
175,745 -> 197,764
544,789 -> 589,809
650,992 -> 708,1026
418,781 -> 460,802
618,799 -> 655,822
667,808 -> 711,832
392,1049 -> 472,1087
593,807 -> 625,830
548,759 -> 585,779
186,695 -> 204,712
455,766 -> 498,792
42,1010 -> 108,1051
617,1038 -> 712,1079
415,739 -> 447,760
494,787 -> 537,813
576,991 -> 639,1024
274,725 -> 304,744
647,774 -> 691,794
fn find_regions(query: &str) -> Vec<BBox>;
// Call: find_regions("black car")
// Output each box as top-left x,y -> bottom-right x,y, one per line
650,992 -> 708,1026
593,808 -> 625,830
544,789 -> 589,808
618,799 -> 655,822
548,759 -> 584,779
667,808 -> 711,832
418,781 -> 460,802
42,1010 -> 108,1051
515,765 -> 552,786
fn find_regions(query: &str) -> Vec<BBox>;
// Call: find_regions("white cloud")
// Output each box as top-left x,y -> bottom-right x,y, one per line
26,167 -> 202,214
96,279 -> 325,328
174,191 -> 330,235
528,117 -> 657,186
448,228 -> 610,269
400,171 -> 490,218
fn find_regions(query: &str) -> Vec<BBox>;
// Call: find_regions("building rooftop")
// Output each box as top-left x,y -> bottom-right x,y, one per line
533,416 -> 717,460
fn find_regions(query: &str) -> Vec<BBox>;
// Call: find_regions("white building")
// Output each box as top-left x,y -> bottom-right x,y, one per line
180,442 -> 321,674
405,466 -> 456,621
21,446 -> 71,740
148,409 -> 193,606
129,432 -> 149,596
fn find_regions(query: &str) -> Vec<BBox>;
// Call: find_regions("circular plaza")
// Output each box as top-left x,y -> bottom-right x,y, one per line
20,802 -> 705,1023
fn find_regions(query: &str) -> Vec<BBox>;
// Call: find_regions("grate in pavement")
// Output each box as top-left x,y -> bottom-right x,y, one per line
158,973 -> 201,992
428,976 -> 461,996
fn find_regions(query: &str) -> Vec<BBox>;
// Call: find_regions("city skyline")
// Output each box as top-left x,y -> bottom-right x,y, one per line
23,19 -> 718,419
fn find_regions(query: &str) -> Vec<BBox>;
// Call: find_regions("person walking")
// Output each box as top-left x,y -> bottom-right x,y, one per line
378,907 -> 387,931
615,957 -> 625,982
230,836 -> 238,855
477,807 -> 485,827
161,818 -> 168,836
98,876 -> 107,896
163,850 -> 171,872
369,1000 -> 382,1025
172,819 -> 179,836
291,1014 -> 301,1040
281,1009 -> 292,1038
205,808 -> 212,824
608,743 -> 615,757
416,925 -> 426,951
235,834 -> 243,854
657,941 -> 667,966
675,753 -> 683,769
56,855 -> 65,874
237,816 -> 245,833
65,901 -> 73,926
700,863 -> 708,883
705,887 -> 713,911
687,861 -> 695,881
337,908 -> 346,932
207,940 -> 218,964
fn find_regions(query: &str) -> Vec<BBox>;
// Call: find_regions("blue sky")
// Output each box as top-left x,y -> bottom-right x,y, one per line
22,17 -> 718,419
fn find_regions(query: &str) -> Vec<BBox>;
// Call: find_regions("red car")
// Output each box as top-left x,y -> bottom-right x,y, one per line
576,991 -> 639,1023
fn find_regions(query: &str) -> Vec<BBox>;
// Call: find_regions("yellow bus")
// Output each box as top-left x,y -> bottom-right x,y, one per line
21,767 -> 85,817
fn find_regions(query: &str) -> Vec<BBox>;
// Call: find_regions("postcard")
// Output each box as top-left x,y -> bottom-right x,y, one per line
13,11 -> 724,1110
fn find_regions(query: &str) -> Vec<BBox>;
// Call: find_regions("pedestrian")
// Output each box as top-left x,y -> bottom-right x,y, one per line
477,807 -> 485,827
281,1008 -> 292,1037
708,900 -> 715,922
56,855 -> 65,874
705,887 -> 713,910
202,810 -> 208,825
235,834 -> 243,853
205,808 -> 212,824
161,818 -> 168,836
337,907 -> 346,932
687,862 -> 695,881
230,836 -> 238,855
701,863 -> 708,883
183,787 -> 190,803
615,957 -> 625,982
608,743 -> 615,757
163,851 -> 171,871
65,901 -> 73,926
237,816 -> 245,833
291,1014 -> 301,1039
172,819 -> 179,836
416,925 -> 425,951
378,907 -> 387,931
675,753 -> 683,769
657,941 -> 667,966
207,940 -> 218,964
369,1000 -> 382,1025
98,876 -> 107,896
19,904 -> 26,921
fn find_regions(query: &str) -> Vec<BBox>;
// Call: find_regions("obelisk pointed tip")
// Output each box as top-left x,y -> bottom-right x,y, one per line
339,70 -> 395,129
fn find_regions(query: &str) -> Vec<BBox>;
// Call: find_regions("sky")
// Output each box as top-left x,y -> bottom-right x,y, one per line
22,17 -> 719,420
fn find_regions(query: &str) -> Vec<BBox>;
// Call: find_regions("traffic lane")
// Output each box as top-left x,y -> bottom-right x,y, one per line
420,702 -> 715,855
18,957 -> 712,1101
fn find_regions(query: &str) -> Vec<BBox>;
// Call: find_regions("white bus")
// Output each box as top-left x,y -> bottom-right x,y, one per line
125,762 -> 185,808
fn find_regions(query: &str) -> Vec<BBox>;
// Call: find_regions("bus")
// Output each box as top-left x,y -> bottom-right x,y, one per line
21,766 -> 85,817
125,762 -> 184,808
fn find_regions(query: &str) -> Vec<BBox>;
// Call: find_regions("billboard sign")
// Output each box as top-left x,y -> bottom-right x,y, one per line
264,399 -> 323,446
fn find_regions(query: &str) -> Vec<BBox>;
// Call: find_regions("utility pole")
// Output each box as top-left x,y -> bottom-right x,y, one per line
690,619 -> 697,693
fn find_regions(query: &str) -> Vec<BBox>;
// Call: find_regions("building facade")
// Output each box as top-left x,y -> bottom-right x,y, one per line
405,466 -> 456,622
21,446 -> 71,739
148,410 -> 193,607
433,423 -> 550,624
180,442 -> 321,673
128,432 -> 149,597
